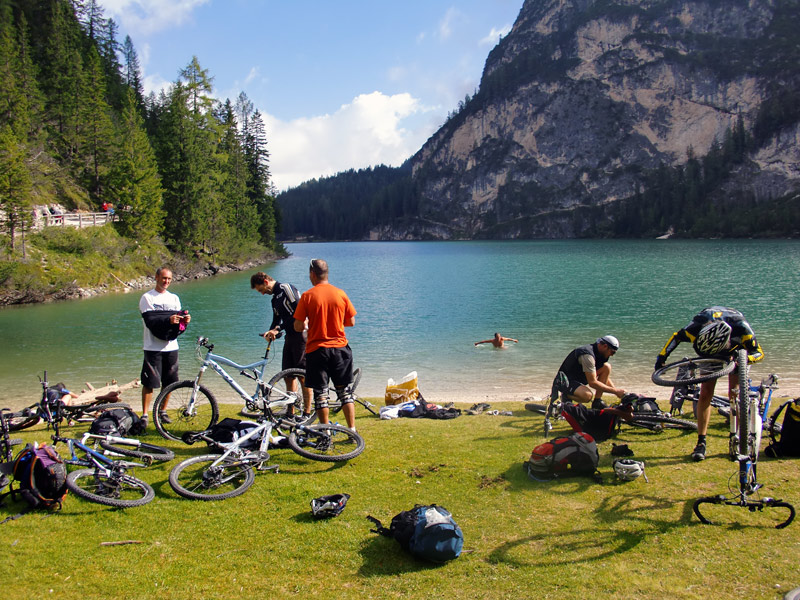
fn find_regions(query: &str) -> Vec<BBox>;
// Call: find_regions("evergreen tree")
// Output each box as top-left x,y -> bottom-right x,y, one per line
122,34 -> 144,109
110,89 -> 164,240
81,47 -> 115,204
0,125 -> 33,253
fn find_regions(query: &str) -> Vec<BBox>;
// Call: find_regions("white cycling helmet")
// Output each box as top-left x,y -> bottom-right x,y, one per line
613,458 -> 648,482
597,335 -> 620,351
694,320 -> 732,356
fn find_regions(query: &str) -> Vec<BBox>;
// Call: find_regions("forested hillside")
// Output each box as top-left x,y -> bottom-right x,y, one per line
0,0 -> 283,298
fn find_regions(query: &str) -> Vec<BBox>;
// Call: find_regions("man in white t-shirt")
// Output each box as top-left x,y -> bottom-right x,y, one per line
139,267 -> 190,429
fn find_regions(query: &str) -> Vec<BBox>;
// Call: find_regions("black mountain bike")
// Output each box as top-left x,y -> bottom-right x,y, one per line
525,390 -> 695,436
6,373 -> 130,431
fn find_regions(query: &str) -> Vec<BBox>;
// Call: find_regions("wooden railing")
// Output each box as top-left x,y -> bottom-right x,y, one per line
37,211 -> 118,229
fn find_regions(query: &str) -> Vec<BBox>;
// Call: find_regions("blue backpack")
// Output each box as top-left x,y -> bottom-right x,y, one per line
367,504 -> 464,563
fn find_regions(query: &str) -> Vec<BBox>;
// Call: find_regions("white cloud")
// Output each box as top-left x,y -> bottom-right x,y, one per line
479,25 -> 512,47
102,0 -> 210,35
142,73 -> 172,98
263,92 -> 437,191
244,67 -> 260,86
438,8 -> 463,41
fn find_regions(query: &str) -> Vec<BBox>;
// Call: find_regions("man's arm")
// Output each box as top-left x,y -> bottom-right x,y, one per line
474,339 -> 492,346
293,318 -> 305,333
584,370 -> 625,399
344,315 -> 355,327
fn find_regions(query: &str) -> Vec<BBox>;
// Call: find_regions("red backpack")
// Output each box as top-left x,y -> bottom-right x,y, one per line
525,432 -> 600,481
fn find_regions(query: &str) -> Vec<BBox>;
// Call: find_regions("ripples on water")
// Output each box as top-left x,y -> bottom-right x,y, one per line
1,240 -> 798,409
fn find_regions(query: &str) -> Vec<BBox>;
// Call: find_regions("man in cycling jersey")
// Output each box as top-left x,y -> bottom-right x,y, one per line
654,306 -> 764,461
293,259 -> 358,431
554,335 -> 626,409
251,271 -> 312,419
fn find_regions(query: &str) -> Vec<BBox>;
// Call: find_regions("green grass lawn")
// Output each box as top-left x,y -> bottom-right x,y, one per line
2,400 -> 799,600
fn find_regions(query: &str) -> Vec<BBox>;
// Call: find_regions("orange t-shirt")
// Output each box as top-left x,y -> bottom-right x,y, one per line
294,282 -> 356,354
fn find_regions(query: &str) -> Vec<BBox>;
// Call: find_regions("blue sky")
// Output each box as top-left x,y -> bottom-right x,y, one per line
102,0 -> 522,190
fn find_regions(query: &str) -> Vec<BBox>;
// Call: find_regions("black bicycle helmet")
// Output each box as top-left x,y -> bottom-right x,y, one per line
311,493 -> 351,519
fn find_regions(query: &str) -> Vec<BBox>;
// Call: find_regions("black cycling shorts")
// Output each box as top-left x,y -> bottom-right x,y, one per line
305,345 -> 353,397
282,332 -> 307,371
141,350 -> 179,389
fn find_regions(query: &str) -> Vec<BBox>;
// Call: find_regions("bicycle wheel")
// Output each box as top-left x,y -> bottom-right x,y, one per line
153,381 -> 219,442
630,414 -> 698,431
5,409 -> 40,431
287,423 -> 365,462
652,357 -> 735,386
524,402 -> 548,414
737,348 -> 750,458
266,368 -> 316,423
169,454 -> 255,501
98,439 -> 175,462
66,468 -> 155,508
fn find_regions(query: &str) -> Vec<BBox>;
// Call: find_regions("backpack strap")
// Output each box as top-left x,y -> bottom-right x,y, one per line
366,515 -> 392,537
768,400 -> 791,445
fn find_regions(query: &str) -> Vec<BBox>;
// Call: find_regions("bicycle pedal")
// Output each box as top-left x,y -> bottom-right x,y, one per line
257,463 -> 279,472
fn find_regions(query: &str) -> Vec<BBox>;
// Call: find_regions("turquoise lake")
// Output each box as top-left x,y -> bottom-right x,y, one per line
1,239 -> 799,410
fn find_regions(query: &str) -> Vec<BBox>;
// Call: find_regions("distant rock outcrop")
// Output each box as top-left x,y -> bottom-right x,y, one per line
394,0 -> 800,239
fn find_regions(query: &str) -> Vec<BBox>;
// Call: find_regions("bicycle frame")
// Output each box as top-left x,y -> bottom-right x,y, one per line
54,434 -> 144,473
187,337 -> 299,416
194,396 -> 298,468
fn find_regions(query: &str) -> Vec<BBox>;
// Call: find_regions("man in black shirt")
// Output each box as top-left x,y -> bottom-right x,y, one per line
554,335 -> 626,409
251,271 -> 312,418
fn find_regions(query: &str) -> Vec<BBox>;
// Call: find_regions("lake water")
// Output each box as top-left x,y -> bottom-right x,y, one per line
1,239 -> 799,410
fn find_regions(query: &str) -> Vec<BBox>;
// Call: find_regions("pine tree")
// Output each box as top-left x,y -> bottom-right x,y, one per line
110,89 -> 164,240
122,35 -> 144,109
81,47 -> 115,204
0,125 -> 33,253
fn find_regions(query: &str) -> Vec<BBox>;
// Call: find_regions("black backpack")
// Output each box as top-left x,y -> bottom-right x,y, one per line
765,399 -> 800,458
525,432 -> 601,481
89,406 -> 144,436
1,444 -> 68,522
367,504 -> 464,563
206,418 -> 261,450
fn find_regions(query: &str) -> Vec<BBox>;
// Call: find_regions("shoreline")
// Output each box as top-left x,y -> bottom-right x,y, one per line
0,257 -> 274,307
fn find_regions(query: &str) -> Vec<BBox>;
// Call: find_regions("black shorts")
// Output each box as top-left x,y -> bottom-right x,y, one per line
305,345 -> 353,397
141,350 -> 179,389
282,332 -> 307,371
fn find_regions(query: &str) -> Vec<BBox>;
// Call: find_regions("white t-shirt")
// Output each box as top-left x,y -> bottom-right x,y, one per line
140,288 -> 182,352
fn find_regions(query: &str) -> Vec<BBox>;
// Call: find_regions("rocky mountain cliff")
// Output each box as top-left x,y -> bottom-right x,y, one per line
372,0 -> 800,239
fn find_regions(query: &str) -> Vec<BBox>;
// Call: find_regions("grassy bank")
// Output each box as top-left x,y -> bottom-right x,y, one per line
2,401 -> 799,599
0,225 -> 281,305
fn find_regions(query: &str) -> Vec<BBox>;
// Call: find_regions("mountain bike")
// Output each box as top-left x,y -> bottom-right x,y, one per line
153,336 -> 309,442
692,349 -> 794,528
153,336 -> 372,442
525,389 -> 695,436
168,396 -> 365,501
6,372 -> 131,431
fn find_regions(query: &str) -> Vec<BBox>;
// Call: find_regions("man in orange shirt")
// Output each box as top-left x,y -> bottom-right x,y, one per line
294,258 -> 358,430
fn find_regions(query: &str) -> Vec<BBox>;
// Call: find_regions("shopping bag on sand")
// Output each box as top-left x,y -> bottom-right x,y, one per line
385,371 -> 419,405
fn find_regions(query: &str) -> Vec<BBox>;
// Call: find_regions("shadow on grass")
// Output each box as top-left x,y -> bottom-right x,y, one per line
356,535 -> 444,577
487,493 -> 700,567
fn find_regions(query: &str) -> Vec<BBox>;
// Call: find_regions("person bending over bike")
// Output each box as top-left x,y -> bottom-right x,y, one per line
654,306 -> 764,462
553,335 -> 626,410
